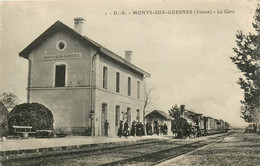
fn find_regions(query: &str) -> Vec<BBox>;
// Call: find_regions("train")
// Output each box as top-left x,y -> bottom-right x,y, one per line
171,108 -> 231,138
196,116 -> 231,136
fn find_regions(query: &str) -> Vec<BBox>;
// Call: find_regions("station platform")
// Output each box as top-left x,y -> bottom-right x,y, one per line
0,135 -> 170,159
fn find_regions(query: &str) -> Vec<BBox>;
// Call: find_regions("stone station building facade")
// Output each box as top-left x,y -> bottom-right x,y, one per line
19,18 -> 150,136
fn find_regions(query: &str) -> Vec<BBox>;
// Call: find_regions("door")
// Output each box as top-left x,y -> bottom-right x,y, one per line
101,103 -> 107,136
115,106 -> 120,135
127,107 -> 131,126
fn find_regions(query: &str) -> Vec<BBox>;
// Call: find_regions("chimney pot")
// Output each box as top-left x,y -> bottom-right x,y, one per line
74,17 -> 85,35
125,50 -> 132,62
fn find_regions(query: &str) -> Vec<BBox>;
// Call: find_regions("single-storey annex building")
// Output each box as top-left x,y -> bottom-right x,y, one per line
19,18 -> 150,136
145,110 -> 174,135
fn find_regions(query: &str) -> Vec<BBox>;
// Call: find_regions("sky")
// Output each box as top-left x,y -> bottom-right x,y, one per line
0,0 -> 258,127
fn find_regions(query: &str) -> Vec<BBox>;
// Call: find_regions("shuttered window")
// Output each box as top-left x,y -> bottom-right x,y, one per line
103,66 -> 108,89
128,77 -> 131,96
116,72 -> 120,92
137,81 -> 140,99
55,64 -> 66,87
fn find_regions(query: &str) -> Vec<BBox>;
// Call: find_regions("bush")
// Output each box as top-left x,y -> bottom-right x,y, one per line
0,120 -> 8,137
8,103 -> 54,134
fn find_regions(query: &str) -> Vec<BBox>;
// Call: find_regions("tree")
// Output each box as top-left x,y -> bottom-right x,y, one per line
8,103 -> 54,134
169,104 -> 181,119
143,88 -> 152,120
230,4 -> 260,132
0,120 -> 8,138
0,102 -> 9,138
169,104 -> 189,138
0,92 -> 20,111
142,87 -> 157,123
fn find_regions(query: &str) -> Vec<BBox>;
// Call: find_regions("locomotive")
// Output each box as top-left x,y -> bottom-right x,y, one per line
171,105 -> 231,138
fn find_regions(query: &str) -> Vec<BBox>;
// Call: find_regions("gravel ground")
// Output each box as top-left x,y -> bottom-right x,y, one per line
165,132 -> 260,166
1,134 -> 223,166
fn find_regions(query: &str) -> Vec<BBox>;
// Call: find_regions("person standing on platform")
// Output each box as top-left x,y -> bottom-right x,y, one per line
163,123 -> 168,135
117,121 -> 123,138
141,123 -> 145,136
104,120 -> 110,136
136,122 -> 140,136
130,121 -> 136,136
123,121 -> 129,137
154,121 -> 159,136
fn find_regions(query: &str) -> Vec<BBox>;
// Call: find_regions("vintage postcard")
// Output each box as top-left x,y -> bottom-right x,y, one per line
0,0 -> 259,165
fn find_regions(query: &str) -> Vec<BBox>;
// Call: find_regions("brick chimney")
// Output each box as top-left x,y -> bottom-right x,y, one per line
74,17 -> 85,35
125,50 -> 132,62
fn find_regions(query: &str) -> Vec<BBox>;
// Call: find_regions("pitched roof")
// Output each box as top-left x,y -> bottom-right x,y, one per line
145,110 -> 174,120
19,21 -> 150,77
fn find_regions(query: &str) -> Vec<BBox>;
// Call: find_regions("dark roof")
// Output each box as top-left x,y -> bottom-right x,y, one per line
146,110 -> 174,120
19,20 -> 150,77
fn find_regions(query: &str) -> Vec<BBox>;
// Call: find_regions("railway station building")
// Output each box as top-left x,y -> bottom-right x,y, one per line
19,18 -> 150,136
145,110 -> 174,135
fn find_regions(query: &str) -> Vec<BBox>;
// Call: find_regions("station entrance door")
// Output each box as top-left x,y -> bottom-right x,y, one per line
101,103 -> 107,136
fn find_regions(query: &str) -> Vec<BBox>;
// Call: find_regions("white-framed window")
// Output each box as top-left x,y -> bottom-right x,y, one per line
115,106 -> 120,127
116,72 -> 120,93
101,103 -> 108,136
53,62 -> 68,87
103,66 -> 108,89
128,77 -> 131,96
137,81 -> 140,99
136,109 -> 140,122
56,40 -> 67,52
127,107 -> 131,125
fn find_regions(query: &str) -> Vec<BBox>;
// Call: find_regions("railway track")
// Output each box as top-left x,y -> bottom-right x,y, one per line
101,132 -> 234,166
0,139 -> 168,166
1,132 -> 233,166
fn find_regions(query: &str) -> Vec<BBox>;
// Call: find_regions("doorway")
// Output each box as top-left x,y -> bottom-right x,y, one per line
101,103 -> 107,136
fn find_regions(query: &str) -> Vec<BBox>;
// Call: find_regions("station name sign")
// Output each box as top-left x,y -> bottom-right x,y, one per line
42,53 -> 82,61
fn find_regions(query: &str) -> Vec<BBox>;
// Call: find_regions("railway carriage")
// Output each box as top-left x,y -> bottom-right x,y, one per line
218,119 -> 225,133
171,105 -> 231,138
203,116 -> 209,135
224,122 -> 231,132
198,116 -> 206,136
207,117 -> 216,135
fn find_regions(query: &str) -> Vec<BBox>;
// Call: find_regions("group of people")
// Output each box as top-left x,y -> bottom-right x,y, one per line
116,121 -> 168,137
152,121 -> 168,136
117,121 -> 146,137
104,120 -> 169,137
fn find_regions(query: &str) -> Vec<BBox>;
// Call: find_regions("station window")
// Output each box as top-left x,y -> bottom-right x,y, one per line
137,81 -> 140,99
101,103 -> 108,136
56,40 -> 67,52
127,107 -> 131,125
128,77 -> 131,96
103,66 -> 108,89
116,72 -> 120,92
55,64 -> 66,87
115,106 -> 120,127
136,109 -> 140,122
102,103 -> 107,120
